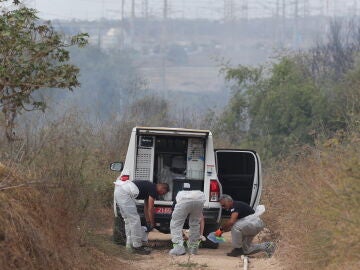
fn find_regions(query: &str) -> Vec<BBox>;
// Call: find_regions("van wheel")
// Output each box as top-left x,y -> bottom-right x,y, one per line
113,215 -> 126,246
200,224 -> 219,249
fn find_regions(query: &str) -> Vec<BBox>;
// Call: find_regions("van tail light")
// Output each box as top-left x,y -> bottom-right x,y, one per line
209,180 -> 220,202
120,174 -> 129,181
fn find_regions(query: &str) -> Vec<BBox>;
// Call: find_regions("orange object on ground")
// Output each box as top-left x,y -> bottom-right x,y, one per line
215,229 -> 223,237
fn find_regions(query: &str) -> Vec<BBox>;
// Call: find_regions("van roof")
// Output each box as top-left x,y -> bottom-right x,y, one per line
135,126 -> 211,137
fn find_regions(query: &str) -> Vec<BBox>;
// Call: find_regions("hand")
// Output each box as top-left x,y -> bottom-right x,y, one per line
214,228 -> 223,237
145,223 -> 154,232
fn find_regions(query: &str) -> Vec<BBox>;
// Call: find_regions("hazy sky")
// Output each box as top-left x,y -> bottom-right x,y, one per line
25,0 -> 358,21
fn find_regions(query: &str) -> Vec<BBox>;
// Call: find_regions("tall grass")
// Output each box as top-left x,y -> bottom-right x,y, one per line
0,112 -> 134,269
262,132 -> 360,269
0,162 -> 114,269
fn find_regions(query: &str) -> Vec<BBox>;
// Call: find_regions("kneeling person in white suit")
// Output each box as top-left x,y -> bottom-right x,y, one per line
219,194 -> 276,257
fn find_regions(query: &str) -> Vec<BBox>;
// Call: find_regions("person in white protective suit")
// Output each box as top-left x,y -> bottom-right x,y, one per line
114,179 -> 169,255
218,194 -> 276,257
169,183 -> 206,256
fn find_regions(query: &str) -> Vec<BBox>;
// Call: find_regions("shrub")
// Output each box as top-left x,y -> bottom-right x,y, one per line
262,132 -> 360,269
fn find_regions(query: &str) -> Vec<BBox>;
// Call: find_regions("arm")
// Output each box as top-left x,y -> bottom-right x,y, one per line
200,213 -> 205,236
144,198 -> 150,224
221,212 -> 239,232
147,196 -> 155,227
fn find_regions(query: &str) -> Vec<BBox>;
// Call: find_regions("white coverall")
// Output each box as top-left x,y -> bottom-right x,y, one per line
170,190 -> 206,247
231,205 -> 271,254
114,180 -> 143,248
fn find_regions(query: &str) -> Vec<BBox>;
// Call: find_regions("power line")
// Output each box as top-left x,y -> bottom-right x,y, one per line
24,0 -> 357,21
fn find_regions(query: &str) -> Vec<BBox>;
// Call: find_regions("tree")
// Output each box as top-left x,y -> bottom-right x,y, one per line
220,57 -> 330,158
249,58 -> 329,157
303,19 -> 360,85
332,60 -> 360,131
125,95 -> 171,127
216,65 -> 263,144
0,1 -> 88,141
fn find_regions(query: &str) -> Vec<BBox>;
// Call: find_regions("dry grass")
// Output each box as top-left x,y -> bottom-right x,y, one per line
0,161 -> 132,270
0,113 -> 135,270
0,163 -> 79,269
262,133 -> 360,269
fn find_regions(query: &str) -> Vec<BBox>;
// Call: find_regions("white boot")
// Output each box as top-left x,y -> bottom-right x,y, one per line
125,244 -> 133,253
141,226 -> 149,243
188,246 -> 198,255
187,241 -> 200,255
169,243 -> 186,256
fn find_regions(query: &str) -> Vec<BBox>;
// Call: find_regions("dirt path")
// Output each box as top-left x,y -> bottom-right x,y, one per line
107,231 -> 284,270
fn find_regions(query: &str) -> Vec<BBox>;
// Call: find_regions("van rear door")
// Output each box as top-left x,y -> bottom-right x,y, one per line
215,150 -> 262,209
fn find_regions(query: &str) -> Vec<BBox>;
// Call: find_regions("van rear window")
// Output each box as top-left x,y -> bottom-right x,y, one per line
217,152 -> 255,175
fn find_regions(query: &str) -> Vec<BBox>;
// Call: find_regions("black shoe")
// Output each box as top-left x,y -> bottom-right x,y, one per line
265,242 -> 276,258
133,246 -> 151,255
227,248 -> 244,257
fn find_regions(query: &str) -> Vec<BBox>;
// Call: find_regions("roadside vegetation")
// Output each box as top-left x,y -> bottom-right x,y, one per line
263,133 -> 359,269
214,19 -> 360,269
1,1 -> 359,269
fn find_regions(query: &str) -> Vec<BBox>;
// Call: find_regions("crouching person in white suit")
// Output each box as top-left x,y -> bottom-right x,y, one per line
169,183 -> 206,256
219,194 -> 276,257
114,179 -> 169,255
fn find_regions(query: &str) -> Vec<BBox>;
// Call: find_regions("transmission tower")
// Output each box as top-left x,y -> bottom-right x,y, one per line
141,0 -> 149,18
282,0 -> 286,46
293,0 -> 299,49
161,0 -> 168,96
163,0 -> 168,19
224,0 -> 235,21
275,0 -> 282,47
121,0 -> 125,20
129,0 -> 135,46
354,0 -> 358,16
131,0 -> 135,19
333,0 -> 338,17
282,0 -> 286,18
303,0 -> 310,17
326,0 -> 330,16
240,0 -> 248,21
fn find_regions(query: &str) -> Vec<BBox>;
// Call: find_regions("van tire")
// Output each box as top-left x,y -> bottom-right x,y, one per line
113,215 -> 126,246
200,224 -> 219,249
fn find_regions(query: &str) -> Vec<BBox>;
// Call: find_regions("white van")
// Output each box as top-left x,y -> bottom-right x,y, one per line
110,126 -> 262,248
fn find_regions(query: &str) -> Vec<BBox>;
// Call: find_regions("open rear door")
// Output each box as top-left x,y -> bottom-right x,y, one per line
215,150 -> 262,208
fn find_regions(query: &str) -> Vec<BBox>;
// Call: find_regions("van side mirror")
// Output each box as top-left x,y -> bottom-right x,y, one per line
110,162 -> 124,172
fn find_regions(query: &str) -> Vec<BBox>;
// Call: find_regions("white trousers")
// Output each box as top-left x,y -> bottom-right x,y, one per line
231,215 -> 268,254
170,191 -> 205,246
114,181 -> 143,248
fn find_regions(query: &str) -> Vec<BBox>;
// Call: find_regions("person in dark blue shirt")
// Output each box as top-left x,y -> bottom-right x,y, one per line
114,179 -> 169,255
218,194 -> 276,257
133,180 -> 169,232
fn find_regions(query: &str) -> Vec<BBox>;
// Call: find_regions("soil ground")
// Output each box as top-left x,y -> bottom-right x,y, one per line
94,228 -> 283,270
